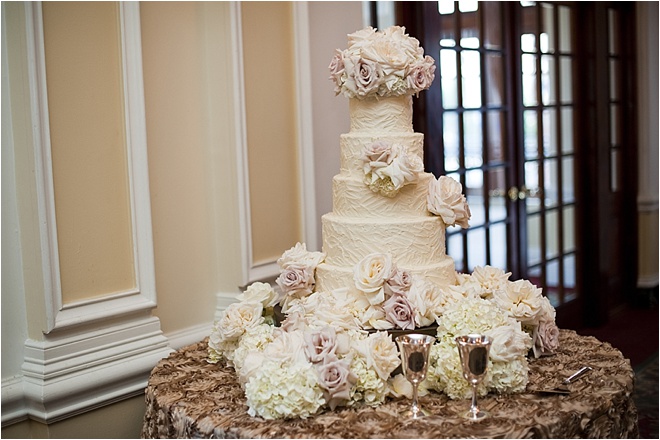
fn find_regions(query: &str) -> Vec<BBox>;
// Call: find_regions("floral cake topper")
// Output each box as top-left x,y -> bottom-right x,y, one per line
329,26 -> 436,99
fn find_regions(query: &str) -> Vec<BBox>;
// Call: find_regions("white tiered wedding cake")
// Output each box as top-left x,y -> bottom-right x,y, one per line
314,94 -> 457,294
208,26 -> 559,421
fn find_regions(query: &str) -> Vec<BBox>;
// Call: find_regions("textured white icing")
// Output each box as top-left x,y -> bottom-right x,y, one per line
315,258 -> 457,294
332,173 -> 435,218
315,94 -> 457,295
339,133 -> 424,178
321,214 -> 446,267
349,95 -> 413,133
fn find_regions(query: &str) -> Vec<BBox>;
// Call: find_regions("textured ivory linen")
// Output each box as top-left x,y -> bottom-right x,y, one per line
141,330 -> 638,439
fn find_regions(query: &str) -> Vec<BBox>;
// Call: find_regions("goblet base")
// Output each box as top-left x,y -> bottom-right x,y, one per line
400,407 -> 431,419
463,409 -> 489,421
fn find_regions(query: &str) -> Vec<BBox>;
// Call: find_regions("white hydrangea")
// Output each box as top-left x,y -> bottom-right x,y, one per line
244,359 -> 325,420
347,356 -> 389,407
427,297 -> 531,399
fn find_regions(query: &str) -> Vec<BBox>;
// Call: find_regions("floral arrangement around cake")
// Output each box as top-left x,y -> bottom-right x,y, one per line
207,26 -> 560,420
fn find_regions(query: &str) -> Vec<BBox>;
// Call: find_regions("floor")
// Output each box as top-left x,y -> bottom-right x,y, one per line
573,303 -> 659,439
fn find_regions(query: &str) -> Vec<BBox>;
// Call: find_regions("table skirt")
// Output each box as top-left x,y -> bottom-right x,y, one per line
141,330 -> 638,438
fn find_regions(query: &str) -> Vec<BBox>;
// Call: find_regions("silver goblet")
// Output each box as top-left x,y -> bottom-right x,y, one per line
455,334 -> 492,420
395,333 -> 436,419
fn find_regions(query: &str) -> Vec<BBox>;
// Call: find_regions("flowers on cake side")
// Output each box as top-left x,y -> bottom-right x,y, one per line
428,175 -> 471,228
208,244 -> 560,420
329,26 -> 436,99
361,141 -> 424,197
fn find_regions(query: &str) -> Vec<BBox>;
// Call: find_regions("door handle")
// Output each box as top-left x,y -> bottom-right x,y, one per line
487,186 -> 542,201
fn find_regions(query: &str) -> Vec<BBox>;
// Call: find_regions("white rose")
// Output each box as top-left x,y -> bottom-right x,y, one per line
407,276 -> 444,327
427,176 -> 471,228
471,266 -> 512,299
347,26 -> 377,50
218,301 -> 264,341
361,331 -> 401,381
354,253 -> 393,305
277,242 -> 325,270
486,322 -> 532,362
264,329 -> 308,367
237,282 -> 281,308
493,279 -> 545,325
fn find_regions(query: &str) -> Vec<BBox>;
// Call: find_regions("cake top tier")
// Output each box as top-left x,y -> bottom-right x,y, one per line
329,26 -> 436,100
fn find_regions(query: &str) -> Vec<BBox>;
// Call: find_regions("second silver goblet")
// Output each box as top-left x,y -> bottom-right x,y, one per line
455,334 -> 492,420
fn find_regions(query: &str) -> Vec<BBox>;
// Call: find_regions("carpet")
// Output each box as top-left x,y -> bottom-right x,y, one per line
634,354 -> 659,439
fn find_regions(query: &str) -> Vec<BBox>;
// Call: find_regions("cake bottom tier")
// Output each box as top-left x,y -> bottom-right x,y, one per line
314,256 -> 457,293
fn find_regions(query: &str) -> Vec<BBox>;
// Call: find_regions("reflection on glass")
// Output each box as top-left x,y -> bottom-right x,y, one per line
527,214 -> 541,266
483,2 -> 502,49
467,228 -> 487,271
522,54 -> 538,106
558,6 -> 572,52
546,259 -> 560,299
525,161 -> 540,212
441,49 -> 458,108
541,4 -> 555,53
541,55 -> 556,105
461,36 -> 480,50
608,9 -> 619,55
447,233 -> 464,272
466,170 -> 484,202
543,109 -> 557,156
485,54 -> 504,106
561,108 -> 574,153
444,112 -> 460,172
564,254 -> 577,299
610,104 -> 620,145
521,4 -> 538,51
523,110 -> 538,159
438,0 -> 455,15
609,59 -> 619,101
487,111 -> 505,162
544,158 -> 558,207
562,157 -> 574,202
560,57 -> 573,102
610,148 -> 619,192
546,209 -> 559,259
563,206 -> 575,252
489,222 -> 507,269
464,112 -> 483,167
461,50 -> 482,108
521,33 -> 536,53
459,0 -> 478,13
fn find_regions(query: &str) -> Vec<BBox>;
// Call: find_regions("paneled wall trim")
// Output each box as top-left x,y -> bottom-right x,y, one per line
231,2 -> 318,289
1,2 -> 171,426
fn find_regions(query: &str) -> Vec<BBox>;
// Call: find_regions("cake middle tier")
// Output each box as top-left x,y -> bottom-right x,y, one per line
332,172 -> 435,218
321,213 -> 446,267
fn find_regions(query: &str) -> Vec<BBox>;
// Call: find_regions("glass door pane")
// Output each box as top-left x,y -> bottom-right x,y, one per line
426,1 -> 513,274
520,1 -> 577,308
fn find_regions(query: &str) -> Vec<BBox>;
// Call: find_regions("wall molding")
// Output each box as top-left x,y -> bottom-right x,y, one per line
231,3 -> 318,286
1,2 -> 172,426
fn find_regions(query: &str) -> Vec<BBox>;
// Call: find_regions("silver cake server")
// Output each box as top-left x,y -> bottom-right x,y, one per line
534,366 -> 593,395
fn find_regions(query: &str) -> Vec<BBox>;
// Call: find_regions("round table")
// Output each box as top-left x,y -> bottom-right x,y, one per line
141,330 -> 638,438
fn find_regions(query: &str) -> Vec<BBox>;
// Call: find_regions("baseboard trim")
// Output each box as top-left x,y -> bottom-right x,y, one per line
2,316 -> 172,427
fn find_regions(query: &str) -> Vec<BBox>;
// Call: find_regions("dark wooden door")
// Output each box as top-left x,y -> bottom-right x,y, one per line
395,1 -> 638,329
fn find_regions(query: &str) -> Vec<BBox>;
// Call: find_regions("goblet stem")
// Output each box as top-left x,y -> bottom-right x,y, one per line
411,382 -> 420,418
469,383 -> 479,419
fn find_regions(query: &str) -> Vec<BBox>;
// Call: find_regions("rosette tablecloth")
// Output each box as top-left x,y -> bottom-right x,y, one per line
141,330 -> 638,439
